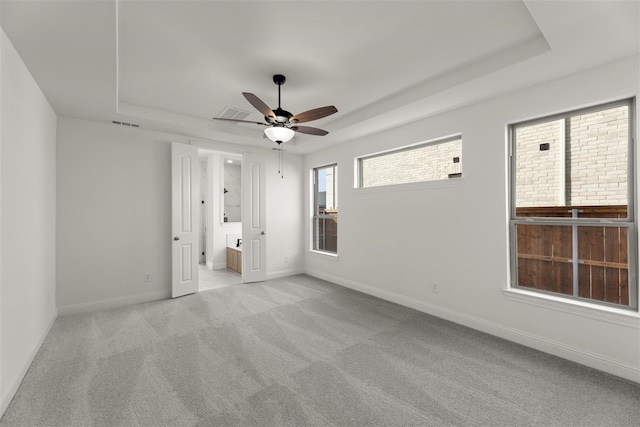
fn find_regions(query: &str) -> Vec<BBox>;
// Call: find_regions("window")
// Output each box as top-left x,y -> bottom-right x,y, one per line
510,99 -> 636,309
357,135 -> 462,188
313,164 -> 338,253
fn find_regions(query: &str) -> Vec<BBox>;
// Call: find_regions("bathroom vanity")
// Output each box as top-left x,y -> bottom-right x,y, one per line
226,247 -> 242,274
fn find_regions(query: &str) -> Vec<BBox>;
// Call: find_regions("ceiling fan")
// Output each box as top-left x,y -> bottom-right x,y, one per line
213,74 -> 338,143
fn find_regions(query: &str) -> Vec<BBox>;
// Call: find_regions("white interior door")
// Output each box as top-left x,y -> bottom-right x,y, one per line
171,142 -> 199,298
242,153 -> 267,283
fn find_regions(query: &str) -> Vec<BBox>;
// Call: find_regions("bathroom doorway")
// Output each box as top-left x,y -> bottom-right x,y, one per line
198,150 -> 242,291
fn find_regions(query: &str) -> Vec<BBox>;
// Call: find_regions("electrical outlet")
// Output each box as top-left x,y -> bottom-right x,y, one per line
144,273 -> 151,283
432,283 -> 439,293
283,256 -> 289,263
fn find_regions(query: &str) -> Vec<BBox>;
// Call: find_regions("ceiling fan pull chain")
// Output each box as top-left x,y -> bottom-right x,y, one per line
276,142 -> 284,178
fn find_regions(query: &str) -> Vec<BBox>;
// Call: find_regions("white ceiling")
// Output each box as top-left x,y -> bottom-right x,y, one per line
1,0 -> 638,154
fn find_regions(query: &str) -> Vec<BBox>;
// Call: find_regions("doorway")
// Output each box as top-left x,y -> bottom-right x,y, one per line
198,150 -> 242,291
172,143 -> 266,298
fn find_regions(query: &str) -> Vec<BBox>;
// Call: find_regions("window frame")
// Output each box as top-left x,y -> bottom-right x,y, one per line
312,163 -> 338,255
356,134 -> 462,188
508,98 -> 637,310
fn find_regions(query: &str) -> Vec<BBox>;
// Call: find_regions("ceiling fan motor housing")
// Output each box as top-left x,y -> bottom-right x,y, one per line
269,107 -> 293,124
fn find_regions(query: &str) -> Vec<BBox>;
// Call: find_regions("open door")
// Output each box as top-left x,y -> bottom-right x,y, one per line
171,142 -> 199,298
242,153 -> 267,283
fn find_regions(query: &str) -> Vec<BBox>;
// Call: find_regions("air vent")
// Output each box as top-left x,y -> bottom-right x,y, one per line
111,120 -> 140,128
217,107 -> 250,122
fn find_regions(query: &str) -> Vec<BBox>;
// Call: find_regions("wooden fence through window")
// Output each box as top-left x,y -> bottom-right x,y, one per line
515,205 -> 629,306
316,209 -> 337,253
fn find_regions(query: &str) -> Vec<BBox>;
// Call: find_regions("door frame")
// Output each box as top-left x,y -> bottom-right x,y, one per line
196,150 -> 267,285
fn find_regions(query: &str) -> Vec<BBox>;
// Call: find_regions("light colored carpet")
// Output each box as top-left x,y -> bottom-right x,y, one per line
1,274 -> 639,426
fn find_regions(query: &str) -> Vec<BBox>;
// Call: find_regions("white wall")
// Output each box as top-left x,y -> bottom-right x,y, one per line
304,55 -> 640,382
57,117 -> 305,313
265,150 -> 305,279
1,29 -> 57,416
57,117 -> 172,312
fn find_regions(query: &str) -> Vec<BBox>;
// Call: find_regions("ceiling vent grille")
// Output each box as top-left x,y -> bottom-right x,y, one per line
111,120 -> 140,128
217,107 -> 250,122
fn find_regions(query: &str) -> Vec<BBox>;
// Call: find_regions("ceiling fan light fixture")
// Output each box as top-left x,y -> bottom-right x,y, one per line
264,126 -> 295,143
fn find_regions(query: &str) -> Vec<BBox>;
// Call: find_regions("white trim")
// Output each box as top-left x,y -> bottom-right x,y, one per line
210,261 -> 227,270
0,313 -> 56,418
266,267 -> 305,280
309,250 -> 339,262
306,269 -> 640,383
57,290 -> 170,316
502,288 -> 639,328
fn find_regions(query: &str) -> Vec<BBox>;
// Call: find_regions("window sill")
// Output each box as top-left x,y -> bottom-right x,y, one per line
353,177 -> 463,194
502,288 -> 639,328
309,250 -> 339,262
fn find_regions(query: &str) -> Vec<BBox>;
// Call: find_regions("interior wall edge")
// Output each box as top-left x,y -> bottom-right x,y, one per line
305,268 -> 640,384
0,313 -> 56,419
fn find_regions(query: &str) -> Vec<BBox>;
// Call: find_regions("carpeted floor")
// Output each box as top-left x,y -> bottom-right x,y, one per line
1,274 -> 639,426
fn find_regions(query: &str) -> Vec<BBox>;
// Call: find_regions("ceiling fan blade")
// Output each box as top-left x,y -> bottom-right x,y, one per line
291,125 -> 329,136
242,92 -> 276,119
212,117 -> 268,126
291,106 -> 337,124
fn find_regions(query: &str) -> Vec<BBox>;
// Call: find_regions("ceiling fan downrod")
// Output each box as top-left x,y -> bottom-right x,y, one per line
273,74 -> 286,110
271,74 -> 292,124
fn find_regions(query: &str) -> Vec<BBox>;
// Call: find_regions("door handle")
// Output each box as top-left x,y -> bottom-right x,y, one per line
174,237 -> 180,241
261,231 -> 266,235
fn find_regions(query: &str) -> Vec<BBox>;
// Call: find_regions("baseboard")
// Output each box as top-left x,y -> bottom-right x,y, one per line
1,313 -> 56,419
57,290 -> 170,316
306,269 -> 640,384
211,262 -> 226,270
267,267 -> 304,280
